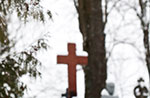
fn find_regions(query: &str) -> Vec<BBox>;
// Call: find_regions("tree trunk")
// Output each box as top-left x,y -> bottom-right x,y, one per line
138,0 -> 150,86
143,29 -> 150,81
137,0 -> 150,93
77,0 -> 107,98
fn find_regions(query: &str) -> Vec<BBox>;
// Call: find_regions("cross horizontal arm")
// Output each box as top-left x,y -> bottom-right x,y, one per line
77,56 -> 88,65
57,55 -> 69,64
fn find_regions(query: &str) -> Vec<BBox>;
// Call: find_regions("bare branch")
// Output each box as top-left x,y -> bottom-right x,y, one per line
106,39 -> 143,62
73,0 -> 79,13
103,0 -> 121,31
121,1 -> 148,29
103,0 -> 108,29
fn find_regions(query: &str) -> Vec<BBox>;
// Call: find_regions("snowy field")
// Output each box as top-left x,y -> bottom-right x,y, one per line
8,0 -> 150,98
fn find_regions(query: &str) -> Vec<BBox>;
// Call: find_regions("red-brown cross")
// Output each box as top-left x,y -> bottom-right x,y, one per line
57,43 -> 88,98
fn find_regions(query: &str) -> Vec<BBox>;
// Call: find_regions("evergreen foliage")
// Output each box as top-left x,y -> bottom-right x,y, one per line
0,0 -> 51,97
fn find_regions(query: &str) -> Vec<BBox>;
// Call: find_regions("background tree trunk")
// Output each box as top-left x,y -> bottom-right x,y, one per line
144,29 -> 150,79
77,0 -> 107,98
137,0 -> 150,86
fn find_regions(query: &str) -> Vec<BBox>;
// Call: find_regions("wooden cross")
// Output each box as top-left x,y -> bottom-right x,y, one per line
57,43 -> 88,98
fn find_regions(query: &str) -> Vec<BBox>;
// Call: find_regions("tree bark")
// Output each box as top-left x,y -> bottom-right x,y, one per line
138,0 -> 150,86
143,28 -> 150,81
77,0 -> 107,98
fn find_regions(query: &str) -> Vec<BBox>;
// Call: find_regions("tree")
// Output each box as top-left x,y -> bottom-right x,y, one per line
0,0 -> 51,97
137,0 -> 150,83
73,0 -> 150,97
124,0 -> 150,86
74,0 -> 109,97
103,0 -> 150,97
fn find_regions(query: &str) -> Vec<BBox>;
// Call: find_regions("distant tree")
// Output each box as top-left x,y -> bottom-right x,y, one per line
105,0 -> 150,97
0,0 -> 51,97
125,0 -> 150,84
137,0 -> 150,81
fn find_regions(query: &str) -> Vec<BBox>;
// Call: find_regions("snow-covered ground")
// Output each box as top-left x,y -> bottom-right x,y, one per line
8,0 -> 150,98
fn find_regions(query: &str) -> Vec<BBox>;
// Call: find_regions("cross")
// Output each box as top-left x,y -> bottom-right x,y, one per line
57,43 -> 88,98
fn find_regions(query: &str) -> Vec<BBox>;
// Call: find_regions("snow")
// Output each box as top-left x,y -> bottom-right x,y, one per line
7,0 -> 150,98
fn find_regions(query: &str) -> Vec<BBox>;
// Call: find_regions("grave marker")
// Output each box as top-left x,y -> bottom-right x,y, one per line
57,43 -> 88,98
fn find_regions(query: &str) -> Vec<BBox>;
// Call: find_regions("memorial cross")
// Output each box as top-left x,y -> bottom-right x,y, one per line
57,43 -> 88,98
